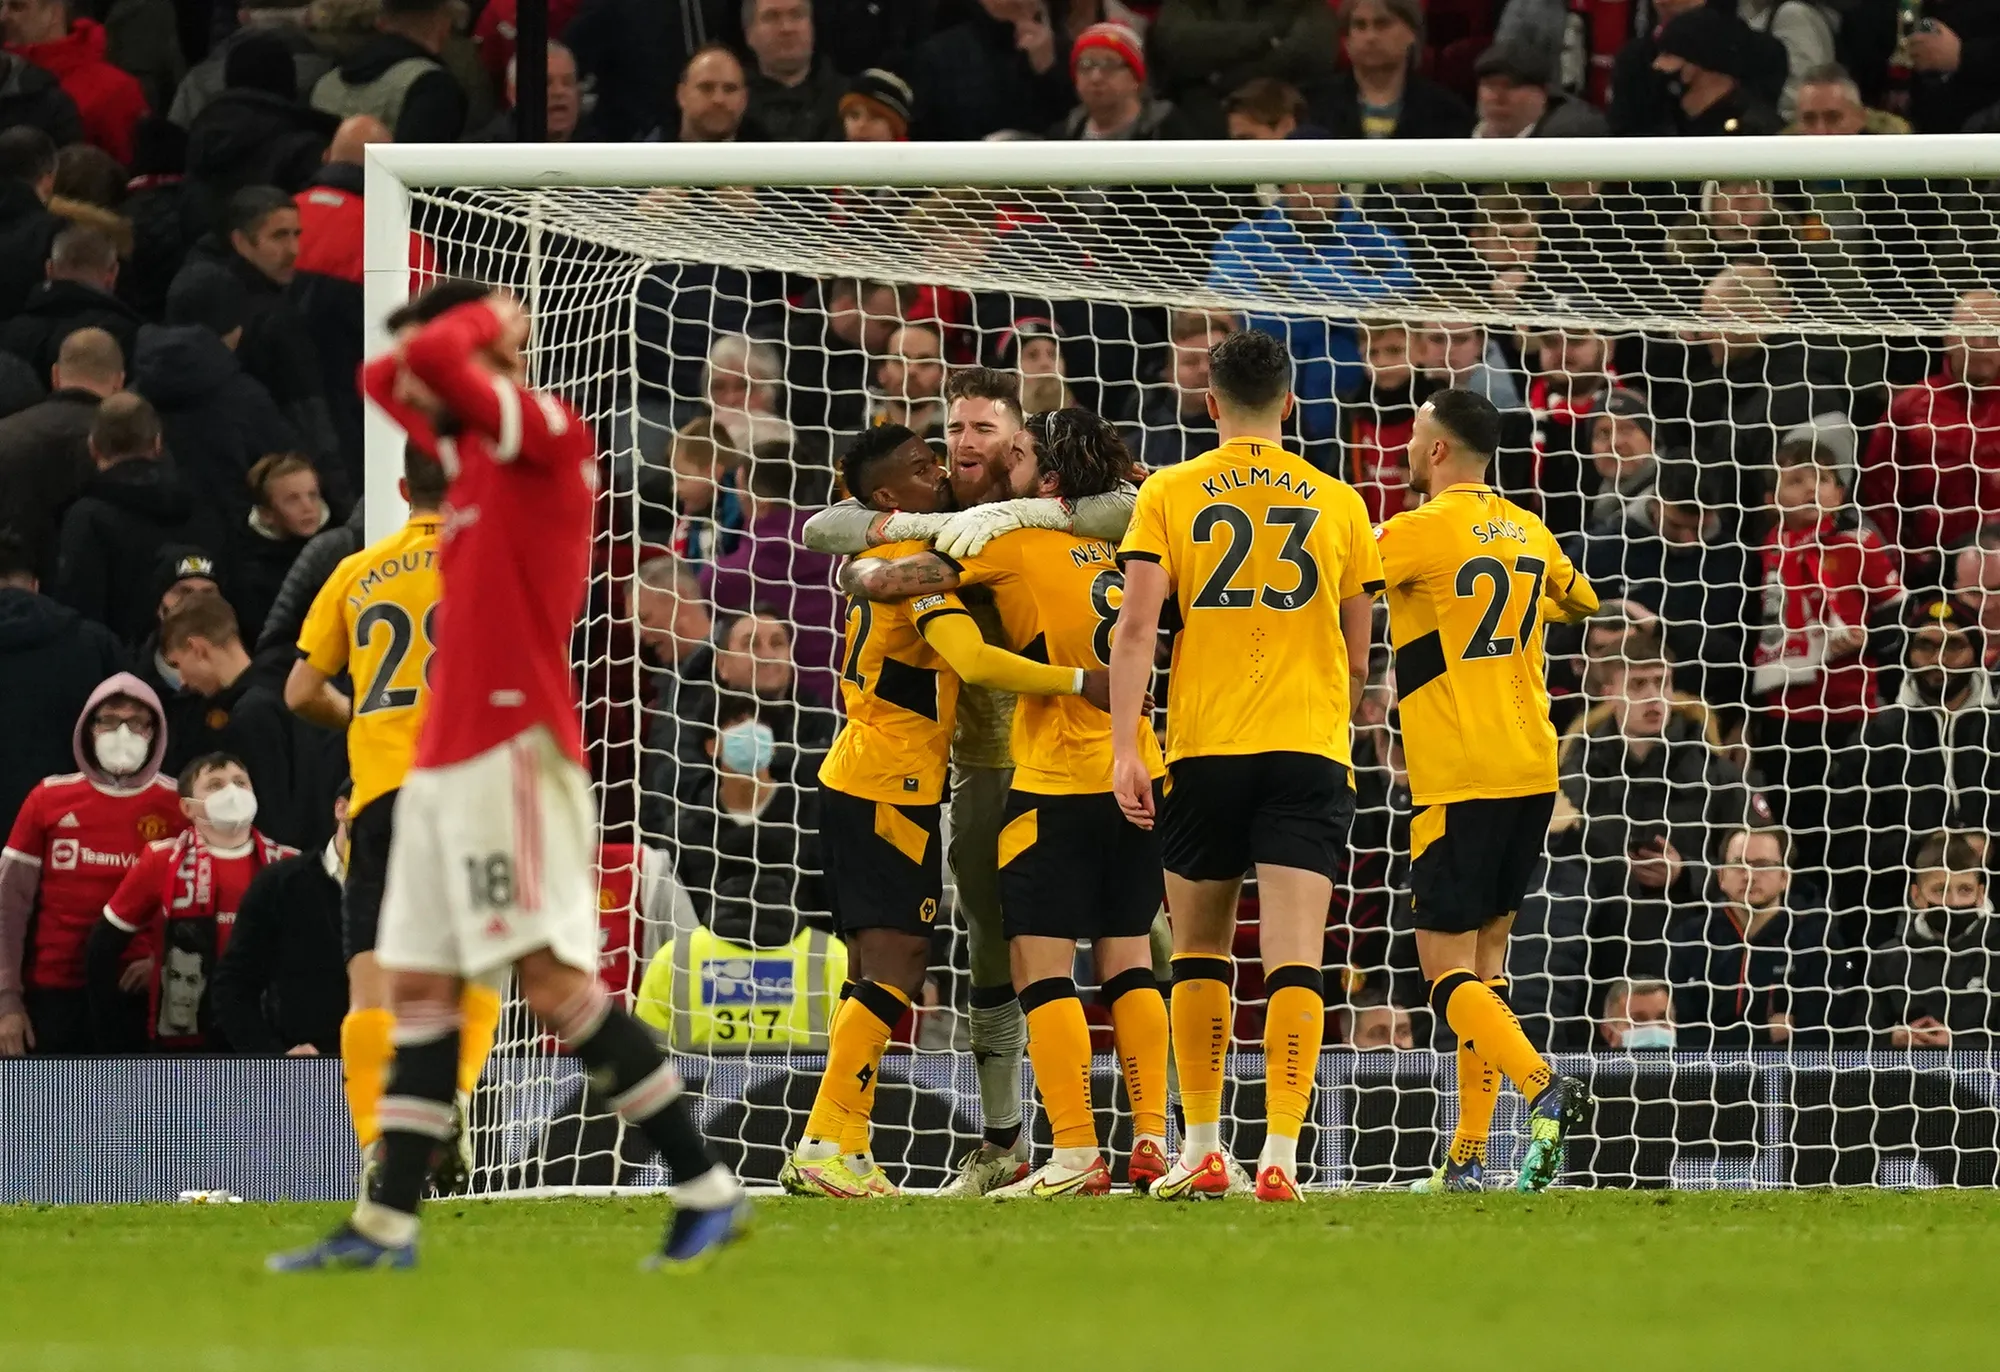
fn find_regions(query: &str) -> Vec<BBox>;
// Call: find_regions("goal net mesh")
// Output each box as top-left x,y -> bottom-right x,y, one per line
402,153 -> 2000,1192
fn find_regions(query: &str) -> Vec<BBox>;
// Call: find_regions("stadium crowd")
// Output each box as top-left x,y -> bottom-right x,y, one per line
0,0 -> 1997,1073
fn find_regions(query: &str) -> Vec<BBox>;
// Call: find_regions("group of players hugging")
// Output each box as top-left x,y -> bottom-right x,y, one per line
265,277 -> 1601,1272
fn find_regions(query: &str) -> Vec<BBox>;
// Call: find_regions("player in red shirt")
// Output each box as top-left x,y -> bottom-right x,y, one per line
87,753 -> 294,1050
0,674 -> 184,1054
272,281 -> 745,1274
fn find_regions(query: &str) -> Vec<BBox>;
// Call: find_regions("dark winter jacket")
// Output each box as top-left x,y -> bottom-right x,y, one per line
120,171 -> 194,323
0,178 -> 61,318
251,499 -> 359,662
745,53 -> 844,142
1649,337 -> 1848,507
1128,387 -> 1218,470
563,0 -> 735,142
1835,673 -> 2000,935
0,279 -> 141,387
131,323 -> 299,551
287,161 -> 365,483
1149,0 -> 1339,138
174,241 -> 335,472
212,845 -> 345,1054
0,586 -> 124,830
169,21 -> 332,126
903,7 -> 1075,140
1667,897 -> 1837,1049
1582,503 -> 1757,708
0,51 -> 82,144
182,87 -> 335,237
229,509 -> 311,649
310,33 -> 466,143
161,667 -> 304,844
637,643 -> 715,845
0,386 -> 98,580
1866,909 -> 2000,1046
1307,69 -> 1475,140
672,770 -> 825,928
1907,1 -> 2000,136
1051,94 -> 1194,140
1557,709 -> 1760,897
50,455 -> 195,646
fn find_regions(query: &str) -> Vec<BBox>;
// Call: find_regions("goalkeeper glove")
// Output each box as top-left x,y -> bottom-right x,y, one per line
936,499 -> 1072,560
879,511 -> 953,543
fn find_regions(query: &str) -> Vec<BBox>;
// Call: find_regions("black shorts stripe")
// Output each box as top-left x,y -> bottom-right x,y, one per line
1395,630 -> 1447,698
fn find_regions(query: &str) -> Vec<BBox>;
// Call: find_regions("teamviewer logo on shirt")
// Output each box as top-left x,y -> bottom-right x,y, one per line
700,958 -> 796,1006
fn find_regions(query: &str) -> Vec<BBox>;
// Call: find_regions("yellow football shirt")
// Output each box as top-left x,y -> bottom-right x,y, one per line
1118,436 -> 1383,766
818,540 -> 968,806
1378,482 -> 1598,805
296,515 -> 442,815
947,528 -> 1165,794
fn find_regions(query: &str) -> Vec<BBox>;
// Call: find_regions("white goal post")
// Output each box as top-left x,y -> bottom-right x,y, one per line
362,135 -> 2000,1193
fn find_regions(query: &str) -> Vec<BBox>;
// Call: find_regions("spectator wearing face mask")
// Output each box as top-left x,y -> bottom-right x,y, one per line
212,785 -> 347,1056
1596,978 -> 1676,1052
671,694 -> 826,936
1835,597 -> 2000,947
0,673 -> 181,1055
1667,824 -> 1835,1050
1866,831 -> 2000,1049
86,752 -> 293,1050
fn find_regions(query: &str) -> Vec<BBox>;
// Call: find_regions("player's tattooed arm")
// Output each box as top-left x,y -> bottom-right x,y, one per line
803,499 -> 954,554
839,551 -> 963,602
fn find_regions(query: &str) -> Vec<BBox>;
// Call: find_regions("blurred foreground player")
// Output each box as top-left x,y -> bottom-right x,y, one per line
1110,331 -> 1382,1202
286,442 -> 500,1192
271,282 -> 745,1271
1381,390 -> 1598,1194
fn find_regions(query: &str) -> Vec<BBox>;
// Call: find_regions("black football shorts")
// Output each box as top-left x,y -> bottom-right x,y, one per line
1408,792 -> 1557,935
341,788 -> 398,961
1159,751 -> 1355,883
819,784 -> 944,937
997,785 -> 1164,942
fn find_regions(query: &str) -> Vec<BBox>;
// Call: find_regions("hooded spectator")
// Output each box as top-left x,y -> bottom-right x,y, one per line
1053,21 -> 1189,140
839,67 -> 910,142
1837,597 -> 2000,945
231,452 -> 327,646
87,751 -> 295,1051
1648,7 -> 1783,138
0,529 -> 124,827
1667,824 -> 1835,1049
183,36 -> 336,235
904,0 -> 1075,141
309,0 -> 468,142
1473,39 -> 1607,139
50,391 -> 193,646
133,262 -> 300,550
742,0 -> 841,141
1,0 -> 147,163
1866,831 -> 2000,1049
1859,290 -> 2000,575
1308,0 -> 1471,140
0,125 -> 61,317
212,787 -> 346,1055
176,185 -> 336,473
0,223 -> 137,386
0,671 -> 181,1054
0,324 -> 118,581
1150,0 -> 1337,138
171,0 -> 332,126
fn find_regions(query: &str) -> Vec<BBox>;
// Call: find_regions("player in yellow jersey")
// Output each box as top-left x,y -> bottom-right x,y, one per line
285,445 -> 502,1192
781,424 -> 1110,1199
1378,389 -> 1600,1195
1110,331 -> 1383,1203
840,409 -> 1172,1198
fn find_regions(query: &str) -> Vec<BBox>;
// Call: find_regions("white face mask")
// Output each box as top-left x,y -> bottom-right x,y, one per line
1623,1023 -> 1677,1051
93,725 -> 150,776
201,784 -> 258,832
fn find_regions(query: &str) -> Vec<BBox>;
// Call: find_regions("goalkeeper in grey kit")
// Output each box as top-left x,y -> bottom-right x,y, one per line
802,368 -> 1139,1193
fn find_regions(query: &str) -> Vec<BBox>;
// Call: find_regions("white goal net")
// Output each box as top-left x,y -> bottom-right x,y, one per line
365,136 -> 2000,1192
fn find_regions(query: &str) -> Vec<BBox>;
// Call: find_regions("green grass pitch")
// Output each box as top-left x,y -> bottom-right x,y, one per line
4,1191 -> 1994,1370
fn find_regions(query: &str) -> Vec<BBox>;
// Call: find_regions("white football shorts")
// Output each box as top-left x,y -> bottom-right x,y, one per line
376,725 -> 599,984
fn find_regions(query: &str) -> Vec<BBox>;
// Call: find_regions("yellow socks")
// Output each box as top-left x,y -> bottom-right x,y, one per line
1261,963 -> 1324,1173
803,980 -> 908,1149
1104,968 -> 1169,1141
831,993 -> 878,1158
340,1007 -> 396,1150
457,983 -> 501,1097
1021,978 -> 1097,1152
1431,968 -> 1552,1104
1170,955 -> 1231,1153
1449,977 -> 1511,1167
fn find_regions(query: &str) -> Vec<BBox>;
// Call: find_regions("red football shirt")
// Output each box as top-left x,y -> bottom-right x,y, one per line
2,774 -> 185,991
105,834 -> 291,1049
361,301 -> 597,768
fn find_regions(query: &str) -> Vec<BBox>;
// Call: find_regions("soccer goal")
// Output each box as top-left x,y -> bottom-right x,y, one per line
363,135 -> 2000,1193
